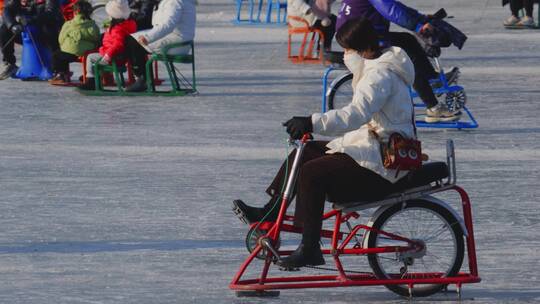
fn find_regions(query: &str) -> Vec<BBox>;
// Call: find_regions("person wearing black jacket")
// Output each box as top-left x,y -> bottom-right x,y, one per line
129,0 -> 158,30
0,0 -> 64,80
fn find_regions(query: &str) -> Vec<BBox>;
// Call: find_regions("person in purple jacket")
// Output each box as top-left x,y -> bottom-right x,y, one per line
335,0 -> 460,123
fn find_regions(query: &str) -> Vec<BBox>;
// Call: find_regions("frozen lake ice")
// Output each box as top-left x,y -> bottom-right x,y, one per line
0,0 -> 539,302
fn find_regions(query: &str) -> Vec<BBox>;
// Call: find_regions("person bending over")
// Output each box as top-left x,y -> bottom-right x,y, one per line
336,0 -> 461,123
233,18 -> 416,268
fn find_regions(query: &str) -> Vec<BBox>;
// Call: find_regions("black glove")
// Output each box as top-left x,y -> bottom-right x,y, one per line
282,116 -> 313,140
10,24 -> 23,35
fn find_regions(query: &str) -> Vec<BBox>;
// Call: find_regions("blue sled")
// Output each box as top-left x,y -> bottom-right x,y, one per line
321,65 -> 479,130
13,25 -> 53,81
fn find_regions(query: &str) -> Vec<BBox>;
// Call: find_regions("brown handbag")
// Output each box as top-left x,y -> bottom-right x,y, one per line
381,132 -> 422,171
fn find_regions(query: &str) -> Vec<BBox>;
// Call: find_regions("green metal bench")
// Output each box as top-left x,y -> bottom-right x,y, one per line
93,59 -> 128,93
144,40 -> 197,96
77,41 -> 196,96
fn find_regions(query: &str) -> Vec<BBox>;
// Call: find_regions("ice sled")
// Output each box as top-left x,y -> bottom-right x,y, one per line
320,54 -> 478,130
230,136 -> 481,298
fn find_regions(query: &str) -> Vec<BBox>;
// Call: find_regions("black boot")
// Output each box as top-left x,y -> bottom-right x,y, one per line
232,199 -> 280,224
126,77 -> 147,92
277,243 -> 325,269
78,78 -> 96,90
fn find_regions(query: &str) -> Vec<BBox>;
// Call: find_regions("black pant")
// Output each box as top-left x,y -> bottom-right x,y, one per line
51,51 -> 79,73
266,141 -> 394,246
510,0 -> 534,17
313,14 -> 337,50
125,35 -> 149,78
387,32 -> 439,108
1,22 -> 60,65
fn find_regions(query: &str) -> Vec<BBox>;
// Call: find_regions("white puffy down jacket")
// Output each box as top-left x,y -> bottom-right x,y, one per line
134,0 -> 196,55
311,47 -> 416,183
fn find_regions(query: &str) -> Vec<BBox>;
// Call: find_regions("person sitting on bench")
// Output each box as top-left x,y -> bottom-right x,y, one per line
123,0 -> 196,92
50,0 -> 100,85
233,18 -> 416,268
78,0 -> 137,90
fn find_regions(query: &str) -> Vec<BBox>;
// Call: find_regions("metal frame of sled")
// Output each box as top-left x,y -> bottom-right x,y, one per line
230,138 -> 481,297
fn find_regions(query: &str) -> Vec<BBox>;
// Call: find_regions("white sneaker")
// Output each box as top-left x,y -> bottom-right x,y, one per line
518,16 -> 535,27
425,103 -> 461,123
0,62 -> 18,80
503,15 -> 520,26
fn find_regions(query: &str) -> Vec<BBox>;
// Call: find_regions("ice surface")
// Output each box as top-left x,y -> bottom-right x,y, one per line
0,0 -> 539,303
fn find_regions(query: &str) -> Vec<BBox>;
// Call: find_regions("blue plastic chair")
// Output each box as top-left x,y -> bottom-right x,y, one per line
235,0 -> 264,23
265,0 -> 287,23
14,25 -> 53,80
235,0 -> 287,25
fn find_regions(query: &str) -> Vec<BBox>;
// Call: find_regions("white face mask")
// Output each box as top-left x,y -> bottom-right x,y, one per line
343,51 -> 364,74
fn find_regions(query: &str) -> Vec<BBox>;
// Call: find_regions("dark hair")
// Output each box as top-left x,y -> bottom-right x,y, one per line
74,0 -> 93,20
336,18 -> 379,52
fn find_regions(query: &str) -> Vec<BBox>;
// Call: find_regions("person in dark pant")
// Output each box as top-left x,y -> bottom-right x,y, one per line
233,18 -> 416,268
335,0 -> 461,123
50,0 -> 100,84
503,0 -> 535,27
0,0 -> 64,79
124,34 -> 150,87
124,0 -> 196,92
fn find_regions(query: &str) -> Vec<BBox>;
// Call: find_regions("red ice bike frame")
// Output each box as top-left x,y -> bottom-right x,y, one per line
230,135 -> 481,297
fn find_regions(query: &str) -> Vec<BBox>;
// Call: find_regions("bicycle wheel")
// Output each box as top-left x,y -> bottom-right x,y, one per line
326,72 -> 353,111
445,89 -> 467,112
367,200 -> 464,297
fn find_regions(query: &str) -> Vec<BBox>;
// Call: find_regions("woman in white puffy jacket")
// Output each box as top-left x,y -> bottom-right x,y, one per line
288,0 -> 336,50
123,0 -> 196,92
133,0 -> 196,55
233,18 -> 416,268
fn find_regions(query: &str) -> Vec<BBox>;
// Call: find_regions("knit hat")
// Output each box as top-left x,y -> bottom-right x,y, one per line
105,0 -> 130,19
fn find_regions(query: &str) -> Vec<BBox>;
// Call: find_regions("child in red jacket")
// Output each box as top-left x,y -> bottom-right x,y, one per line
78,0 -> 136,90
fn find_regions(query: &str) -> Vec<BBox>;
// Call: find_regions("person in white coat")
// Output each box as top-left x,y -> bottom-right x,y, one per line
233,18 -> 416,268
288,0 -> 336,50
124,0 -> 196,92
